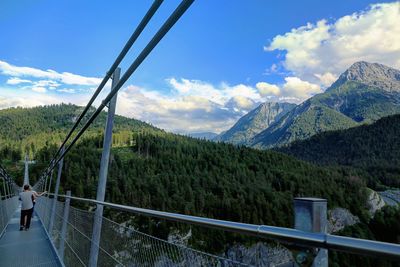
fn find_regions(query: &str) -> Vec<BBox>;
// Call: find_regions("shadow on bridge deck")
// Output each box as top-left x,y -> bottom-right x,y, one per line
0,208 -> 62,267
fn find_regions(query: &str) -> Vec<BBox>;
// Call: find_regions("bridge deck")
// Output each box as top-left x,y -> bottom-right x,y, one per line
0,208 -> 62,267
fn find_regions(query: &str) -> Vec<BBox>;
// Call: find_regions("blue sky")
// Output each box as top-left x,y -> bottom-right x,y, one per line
1,1 -> 399,133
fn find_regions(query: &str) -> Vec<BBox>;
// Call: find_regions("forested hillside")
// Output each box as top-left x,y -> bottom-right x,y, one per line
31,131 -> 370,251
0,104 -> 158,158
278,114 -> 400,189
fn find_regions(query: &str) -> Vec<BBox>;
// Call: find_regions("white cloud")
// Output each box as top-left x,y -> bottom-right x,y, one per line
31,87 -> 47,93
35,80 -> 61,88
256,77 -> 321,102
229,96 -> 255,109
314,72 -> 337,87
115,79 -> 265,133
256,82 -> 280,96
0,90 -> 62,109
0,60 -> 108,101
282,77 -> 321,99
6,77 -> 33,85
167,78 -> 262,106
0,86 -> 99,110
117,89 -> 237,133
0,60 -> 102,86
266,2 -> 400,86
58,88 -> 76,93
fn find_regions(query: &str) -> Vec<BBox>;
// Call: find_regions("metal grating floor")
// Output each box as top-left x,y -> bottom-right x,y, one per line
0,209 -> 62,267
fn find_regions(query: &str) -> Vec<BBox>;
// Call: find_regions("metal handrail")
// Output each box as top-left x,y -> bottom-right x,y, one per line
47,193 -> 400,260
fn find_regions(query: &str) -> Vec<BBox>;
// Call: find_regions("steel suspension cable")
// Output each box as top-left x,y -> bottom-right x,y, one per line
0,164 -> 18,194
41,0 -> 164,178
38,0 -> 194,182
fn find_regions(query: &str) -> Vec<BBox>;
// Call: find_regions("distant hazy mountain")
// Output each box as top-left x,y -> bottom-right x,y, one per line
188,132 -> 218,140
251,61 -> 400,148
214,102 -> 296,145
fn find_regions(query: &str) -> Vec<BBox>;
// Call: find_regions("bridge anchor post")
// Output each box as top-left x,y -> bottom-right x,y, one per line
294,197 -> 328,267
89,67 -> 120,267
59,190 -> 71,260
48,147 -> 65,234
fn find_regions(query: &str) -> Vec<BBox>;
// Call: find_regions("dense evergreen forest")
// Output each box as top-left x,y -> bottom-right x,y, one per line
0,104 -> 398,266
0,104 -> 157,159
278,114 -> 400,189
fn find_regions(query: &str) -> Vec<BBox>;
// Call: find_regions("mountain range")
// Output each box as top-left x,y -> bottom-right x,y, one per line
215,102 -> 296,145
217,61 -> 400,148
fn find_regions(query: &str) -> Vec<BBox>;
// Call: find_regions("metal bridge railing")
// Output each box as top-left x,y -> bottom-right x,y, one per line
55,194 -> 400,259
35,196 -> 253,267
0,196 -> 19,237
34,193 -> 400,267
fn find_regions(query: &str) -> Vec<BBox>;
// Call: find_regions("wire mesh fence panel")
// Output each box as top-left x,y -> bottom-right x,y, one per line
64,206 -> 95,266
35,198 -> 46,222
63,237 -> 87,267
42,197 -> 52,228
0,197 -> 19,235
34,198 -> 284,267
52,200 -> 66,249
0,199 -> 6,233
36,197 -> 52,229
97,215 -> 250,267
69,206 -> 95,240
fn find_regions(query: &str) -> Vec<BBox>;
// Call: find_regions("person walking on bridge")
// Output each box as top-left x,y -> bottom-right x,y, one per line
19,184 -> 46,231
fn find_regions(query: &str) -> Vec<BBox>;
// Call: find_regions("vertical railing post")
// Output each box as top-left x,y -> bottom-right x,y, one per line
59,190 -> 71,261
7,181 -> 11,198
2,179 -> 9,221
49,147 -> 65,234
48,170 -> 54,194
44,174 -> 48,195
89,67 -> 120,267
8,182 -> 11,197
9,184 -> 12,196
0,188 -> 4,229
2,179 -> 7,198
24,154 -> 29,186
294,198 -> 328,267
45,170 -> 54,227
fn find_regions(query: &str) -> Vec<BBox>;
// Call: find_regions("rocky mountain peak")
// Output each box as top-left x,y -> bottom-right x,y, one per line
331,61 -> 400,92
214,101 -> 295,145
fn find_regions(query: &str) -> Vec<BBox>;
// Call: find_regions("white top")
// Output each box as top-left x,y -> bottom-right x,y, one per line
19,191 -> 34,210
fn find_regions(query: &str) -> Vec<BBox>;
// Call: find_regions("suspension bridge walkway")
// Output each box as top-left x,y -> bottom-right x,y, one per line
0,205 -> 62,267
1,0 -> 400,266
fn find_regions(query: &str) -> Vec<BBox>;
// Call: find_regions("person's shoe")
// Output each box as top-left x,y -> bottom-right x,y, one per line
19,226 -> 24,231
24,227 -> 29,231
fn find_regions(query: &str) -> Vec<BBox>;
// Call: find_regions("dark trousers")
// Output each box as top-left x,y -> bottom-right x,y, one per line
20,208 -> 33,228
